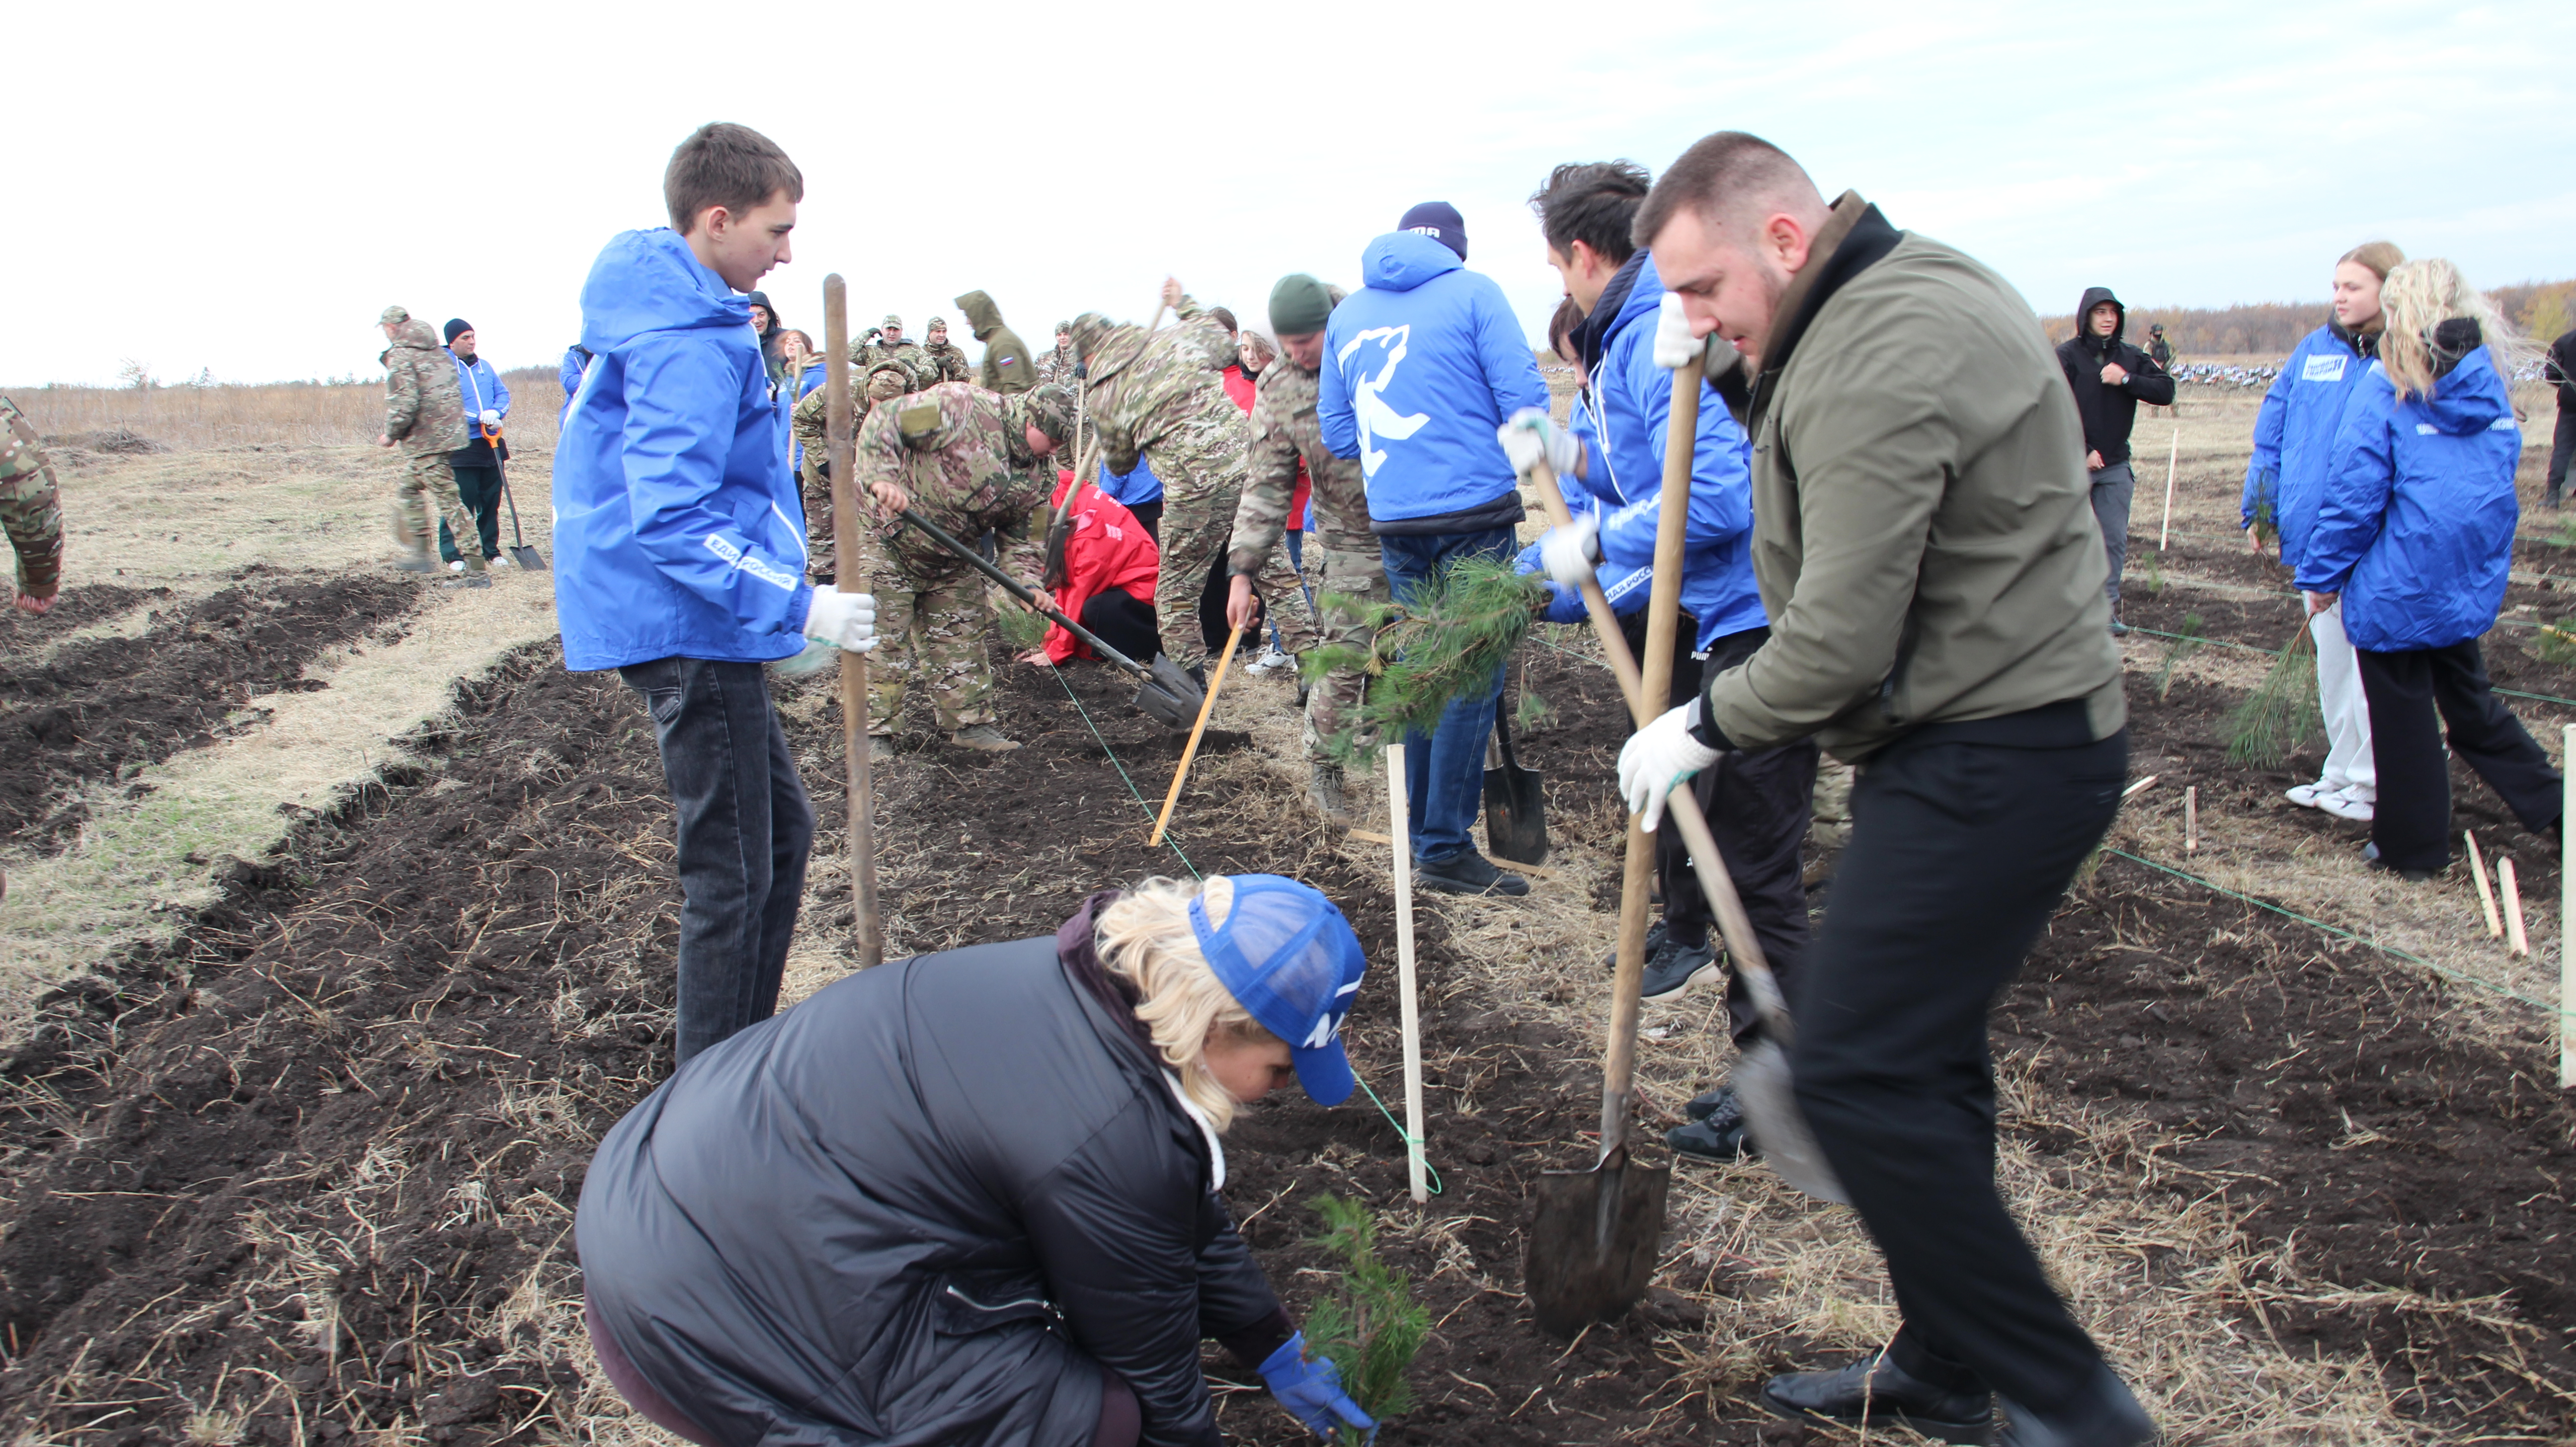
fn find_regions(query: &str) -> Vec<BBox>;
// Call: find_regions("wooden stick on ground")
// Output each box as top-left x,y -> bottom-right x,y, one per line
2500,857 -> 2530,959
1385,742 -> 1428,1204
2184,786 -> 2198,855
1148,626 -> 1241,848
823,275 -> 881,967
2467,832 -> 2503,938
2158,425 -> 2179,552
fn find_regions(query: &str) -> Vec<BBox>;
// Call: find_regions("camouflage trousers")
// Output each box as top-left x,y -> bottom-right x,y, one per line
1303,521 -> 1388,763
395,450 -> 485,573
858,529 -> 993,735
1,456 -> 62,597
1149,436 -> 1315,668
801,456 -> 837,583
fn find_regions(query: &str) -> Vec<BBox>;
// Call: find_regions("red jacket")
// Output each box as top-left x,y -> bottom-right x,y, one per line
1223,364 -> 1308,531
1045,471 -> 1159,664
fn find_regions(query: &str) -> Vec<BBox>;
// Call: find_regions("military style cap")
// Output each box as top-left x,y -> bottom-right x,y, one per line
380,304 -> 410,325
927,316 -> 948,329
1269,275 -> 1333,337
882,313 -> 904,328
1012,384 -> 1077,446
1054,320 -> 1072,334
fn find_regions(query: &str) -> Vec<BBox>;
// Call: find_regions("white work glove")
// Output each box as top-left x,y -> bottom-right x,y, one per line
1497,406 -> 1581,477
479,408 -> 503,426
1652,291 -> 1704,370
1537,514 -> 1602,588
1618,699 -> 1724,832
801,586 -> 878,653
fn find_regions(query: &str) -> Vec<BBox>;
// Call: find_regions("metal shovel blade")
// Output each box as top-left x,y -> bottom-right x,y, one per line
1482,707 -> 1548,865
1731,1039 -> 1849,1204
1131,654 -> 1207,732
507,542 -> 548,572
1526,1146 -> 1670,1338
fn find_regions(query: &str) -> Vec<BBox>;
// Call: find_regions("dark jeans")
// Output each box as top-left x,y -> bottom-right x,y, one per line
1078,587 -> 1159,665
2355,639 -> 2563,871
617,657 -> 814,1064
440,464 -> 503,563
1667,627 -> 1818,1045
1126,499 -> 1163,542
1379,525 -> 1516,862
1791,714 -> 2128,1413
2548,403 -> 2576,501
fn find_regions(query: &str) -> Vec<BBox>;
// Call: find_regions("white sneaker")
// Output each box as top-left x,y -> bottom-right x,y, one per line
447,560 -> 466,573
2285,781 -> 2332,808
1245,646 -> 1294,676
2318,787 -> 2376,822
490,554 -> 512,568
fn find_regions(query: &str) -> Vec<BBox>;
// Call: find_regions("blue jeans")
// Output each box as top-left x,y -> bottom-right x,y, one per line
1378,526 -> 1515,863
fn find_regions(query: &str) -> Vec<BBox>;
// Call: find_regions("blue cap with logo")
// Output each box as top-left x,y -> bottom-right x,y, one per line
1189,875 -> 1368,1106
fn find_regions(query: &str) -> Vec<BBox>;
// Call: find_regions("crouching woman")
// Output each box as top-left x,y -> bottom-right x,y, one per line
575,875 -> 1378,1447
2296,258 -> 2563,878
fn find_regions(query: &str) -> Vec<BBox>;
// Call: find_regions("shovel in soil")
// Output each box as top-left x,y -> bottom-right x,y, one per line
483,424 -> 548,571
893,506 -> 1204,729
1483,696 -> 1548,865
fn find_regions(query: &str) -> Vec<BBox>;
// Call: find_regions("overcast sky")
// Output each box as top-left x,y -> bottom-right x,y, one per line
7,0 -> 2569,386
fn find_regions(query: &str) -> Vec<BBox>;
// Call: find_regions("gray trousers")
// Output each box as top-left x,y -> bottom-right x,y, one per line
2088,462 -> 2135,605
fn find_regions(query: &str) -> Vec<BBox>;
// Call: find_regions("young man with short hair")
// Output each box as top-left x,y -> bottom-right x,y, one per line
1623,132 -> 2151,1446
2056,288 -> 2175,633
442,319 -> 511,571
553,121 -> 878,1066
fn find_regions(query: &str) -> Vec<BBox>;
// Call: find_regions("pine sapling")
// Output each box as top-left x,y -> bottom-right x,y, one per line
2225,619 -> 2323,770
2533,619 -> 2576,667
1305,556 -> 1544,765
2153,612 -> 2205,701
1302,1194 -> 1429,1444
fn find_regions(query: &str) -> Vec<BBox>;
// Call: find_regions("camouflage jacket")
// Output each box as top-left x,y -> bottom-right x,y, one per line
1070,294 -> 1236,476
853,382 -> 1053,574
1229,358 -> 1367,573
0,397 -> 64,594
923,340 -> 974,384
852,338 -> 937,393
1035,344 -> 1081,388
791,362 -> 914,472
382,318 -> 467,453
955,291 -> 1039,396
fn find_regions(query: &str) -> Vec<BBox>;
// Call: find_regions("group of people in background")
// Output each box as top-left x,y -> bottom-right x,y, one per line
372,306 -> 520,584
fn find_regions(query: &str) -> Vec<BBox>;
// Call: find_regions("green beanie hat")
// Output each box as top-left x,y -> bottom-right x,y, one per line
1268,274 -> 1334,337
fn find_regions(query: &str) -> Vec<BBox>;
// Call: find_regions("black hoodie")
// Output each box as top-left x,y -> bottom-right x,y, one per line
2055,285 -> 2174,467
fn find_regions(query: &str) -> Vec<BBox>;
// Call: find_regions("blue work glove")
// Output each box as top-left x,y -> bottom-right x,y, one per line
1259,1332 -> 1376,1442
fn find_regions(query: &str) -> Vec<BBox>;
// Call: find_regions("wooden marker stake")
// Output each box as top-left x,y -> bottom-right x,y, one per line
2158,426 -> 2180,552
1385,743 -> 1428,1204
2184,786 -> 2198,855
2500,857 -> 2530,959
2467,832 -> 2503,938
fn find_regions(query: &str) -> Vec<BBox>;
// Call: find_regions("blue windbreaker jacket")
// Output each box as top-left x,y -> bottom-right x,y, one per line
1099,454 -> 1164,508
560,345 -> 592,407
1316,232 -> 1549,528
554,229 -> 811,671
451,353 -> 511,428
1561,253 -> 1763,649
2242,323 -> 2380,570
1513,540 -> 1652,623
2295,346 -> 2522,651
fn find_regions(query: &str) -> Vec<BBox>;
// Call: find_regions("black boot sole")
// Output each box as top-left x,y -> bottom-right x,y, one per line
1757,1391 -> 1993,1446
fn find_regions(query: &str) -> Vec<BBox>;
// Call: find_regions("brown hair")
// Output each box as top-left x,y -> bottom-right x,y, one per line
1531,160 -> 1652,266
664,123 -> 804,234
1548,296 -> 1586,364
2338,241 -> 2405,283
1632,131 -> 1822,252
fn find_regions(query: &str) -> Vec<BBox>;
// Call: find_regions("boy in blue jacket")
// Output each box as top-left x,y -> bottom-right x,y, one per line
554,122 -> 878,1065
1318,202 -> 1550,897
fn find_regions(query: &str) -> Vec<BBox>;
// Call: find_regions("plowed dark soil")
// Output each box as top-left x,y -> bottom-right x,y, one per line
0,569 -> 424,850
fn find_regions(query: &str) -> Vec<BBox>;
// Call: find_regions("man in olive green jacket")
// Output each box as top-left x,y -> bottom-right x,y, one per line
1608,134 -> 2151,1447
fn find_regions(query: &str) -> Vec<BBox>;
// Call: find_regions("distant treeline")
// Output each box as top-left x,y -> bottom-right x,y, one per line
2042,279 -> 2575,359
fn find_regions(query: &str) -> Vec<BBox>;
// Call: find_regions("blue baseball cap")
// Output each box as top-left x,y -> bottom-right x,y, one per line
1189,876 -> 1368,1106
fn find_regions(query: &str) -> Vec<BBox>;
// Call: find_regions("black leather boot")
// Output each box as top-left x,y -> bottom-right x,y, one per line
1759,1353 -> 1993,1444
1997,1365 -> 2156,1446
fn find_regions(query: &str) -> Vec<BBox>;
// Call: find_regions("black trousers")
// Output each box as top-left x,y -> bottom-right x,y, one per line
616,657 -> 815,1064
2547,403 -> 2575,500
1619,609 -> 1701,920
1126,499 -> 1163,542
1791,715 -> 2127,1413
441,464 -> 504,563
2355,639 -> 2562,871
1077,588 -> 1159,665
1655,624 -> 1819,1046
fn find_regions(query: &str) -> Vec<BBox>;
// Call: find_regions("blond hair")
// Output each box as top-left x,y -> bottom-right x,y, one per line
2378,258 -> 2534,402
2338,240 -> 2405,283
1094,876 -> 1279,1129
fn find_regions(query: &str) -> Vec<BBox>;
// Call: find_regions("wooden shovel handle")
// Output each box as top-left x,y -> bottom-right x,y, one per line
1149,626 -> 1241,846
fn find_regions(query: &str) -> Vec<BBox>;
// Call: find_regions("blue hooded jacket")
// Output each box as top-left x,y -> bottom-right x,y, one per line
554,229 -> 811,672
1513,540 -> 1652,623
1098,454 -> 1164,508
2242,322 -> 2380,569
2295,342 -> 2522,651
1558,252 -> 1762,650
560,346 -> 593,410
451,352 -> 511,428
1316,232 -> 1549,532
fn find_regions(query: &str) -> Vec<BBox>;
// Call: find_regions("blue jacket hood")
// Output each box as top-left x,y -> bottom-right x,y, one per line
579,229 -> 751,356
2415,344 -> 2510,434
1360,232 -> 1464,294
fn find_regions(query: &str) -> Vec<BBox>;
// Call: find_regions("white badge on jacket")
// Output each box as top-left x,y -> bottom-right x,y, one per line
2303,354 -> 2347,383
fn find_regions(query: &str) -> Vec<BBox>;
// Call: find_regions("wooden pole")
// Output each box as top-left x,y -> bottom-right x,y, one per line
2467,832 -> 2503,938
2158,425 -> 2179,552
2562,725 -> 2574,1088
2501,857 -> 2529,959
2184,786 -> 2197,855
1149,626 -> 1241,847
1386,742 -> 1428,1203
823,276 -> 881,967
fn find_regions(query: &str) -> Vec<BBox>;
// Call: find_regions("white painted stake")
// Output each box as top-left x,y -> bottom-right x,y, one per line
2466,832 -> 2503,939
2501,857 -> 2530,959
2563,725 -> 2574,1089
2184,786 -> 2197,855
2158,426 -> 2180,552
1384,743 -> 1428,1203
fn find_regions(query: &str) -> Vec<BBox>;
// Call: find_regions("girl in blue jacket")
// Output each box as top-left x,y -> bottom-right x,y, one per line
2295,259 -> 2561,877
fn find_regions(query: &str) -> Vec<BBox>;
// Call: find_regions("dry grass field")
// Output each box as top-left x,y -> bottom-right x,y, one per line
0,372 -> 2569,1446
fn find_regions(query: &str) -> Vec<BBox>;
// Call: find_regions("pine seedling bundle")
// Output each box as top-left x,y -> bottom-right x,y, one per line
2225,619 -> 2323,770
1303,1194 -> 1429,1443
1303,555 -> 1545,765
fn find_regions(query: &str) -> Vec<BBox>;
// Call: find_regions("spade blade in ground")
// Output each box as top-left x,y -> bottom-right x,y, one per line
1523,1150 -> 1669,1337
1132,655 -> 1206,731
